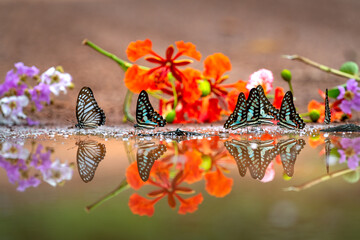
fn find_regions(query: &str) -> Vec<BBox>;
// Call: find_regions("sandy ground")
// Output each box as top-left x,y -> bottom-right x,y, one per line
1,0 -> 359,125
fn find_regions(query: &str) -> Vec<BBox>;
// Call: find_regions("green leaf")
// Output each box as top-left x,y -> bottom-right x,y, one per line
340,61 -> 359,75
328,86 -> 342,99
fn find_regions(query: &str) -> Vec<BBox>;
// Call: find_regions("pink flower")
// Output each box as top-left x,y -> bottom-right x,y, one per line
337,79 -> 360,115
260,162 -> 275,183
246,69 -> 273,94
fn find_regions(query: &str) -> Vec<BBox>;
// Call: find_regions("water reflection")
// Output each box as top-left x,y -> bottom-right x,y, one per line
0,141 -> 73,191
136,142 -> 167,182
76,140 -> 106,183
225,138 -> 305,180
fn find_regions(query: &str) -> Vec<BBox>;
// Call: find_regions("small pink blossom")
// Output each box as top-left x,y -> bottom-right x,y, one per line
246,69 -> 274,94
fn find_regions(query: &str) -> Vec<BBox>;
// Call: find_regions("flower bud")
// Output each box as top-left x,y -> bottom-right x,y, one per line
55,66 -> 65,73
283,172 -> 292,181
340,61 -> 359,75
309,109 -> 320,122
281,69 -> 292,82
200,155 -> 212,171
343,170 -> 360,183
165,109 -> 176,123
198,79 -> 211,97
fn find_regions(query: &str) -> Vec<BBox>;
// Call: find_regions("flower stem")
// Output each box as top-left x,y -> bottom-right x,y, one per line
123,90 -> 135,123
288,80 -> 294,94
283,167 -> 360,192
85,178 -> 129,212
82,39 -> 132,72
169,74 -> 178,109
283,55 -> 360,81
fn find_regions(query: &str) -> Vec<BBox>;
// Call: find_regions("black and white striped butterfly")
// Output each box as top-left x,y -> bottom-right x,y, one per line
76,140 -> 106,183
224,139 -> 275,180
246,88 -> 261,126
324,89 -> 331,124
324,137 -> 331,174
137,142 -> 167,182
134,90 -> 166,129
277,138 -> 305,177
224,92 -> 248,130
75,87 -> 106,129
256,85 -> 279,124
277,91 -> 305,129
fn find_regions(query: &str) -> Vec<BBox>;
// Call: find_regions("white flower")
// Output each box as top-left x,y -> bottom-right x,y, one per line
42,159 -> 73,187
0,95 -> 29,124
0,142 -> 29,160
246,69 -> 274,94
40,67 -> 72,96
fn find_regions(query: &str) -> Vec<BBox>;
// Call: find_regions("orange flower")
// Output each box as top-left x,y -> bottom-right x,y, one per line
183,150 -> 204,184
128,193 -> 160,217
181,68 -> 202,104
273,87 -> 284,109
308,99 -> 325,122
204,168 -> 233,197
178,193 -> 203,215
124,39 -> 201,93
198,97 -> 222,123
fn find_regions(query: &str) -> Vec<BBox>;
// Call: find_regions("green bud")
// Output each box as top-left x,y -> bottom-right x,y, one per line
165,109 -> 176,123
55,66 -> 65,73
198,79 -> 211,97
281,69 -> 292,82
340,61 -> 359,75
283,172 -> 292,181
309,109 -> 320,122
68,82 -> 75,90
343,170 -> 360,183
200,155 -> 212,171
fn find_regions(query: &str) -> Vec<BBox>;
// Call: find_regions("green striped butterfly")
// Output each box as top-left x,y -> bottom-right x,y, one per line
256,85 -> 279,124
224,92 -> 248,130
324,89 -> 331,124
245,88 -> 261,126
134,90 -> 166,129
277,91 -> 305,129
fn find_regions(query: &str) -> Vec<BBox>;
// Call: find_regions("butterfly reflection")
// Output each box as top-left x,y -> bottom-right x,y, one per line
137,142 -> 167,182
225,138 -> 305,180
76,140 -> 106,183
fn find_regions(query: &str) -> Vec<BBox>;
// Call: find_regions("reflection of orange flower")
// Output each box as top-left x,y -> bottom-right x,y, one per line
128,193 -> 160,217
183,150 -> 204,184
205,168 -> 233,197
178,193 -> 203,215
309,135 -> 325,148
126,162 -> 146,190
125,39 -> 201,93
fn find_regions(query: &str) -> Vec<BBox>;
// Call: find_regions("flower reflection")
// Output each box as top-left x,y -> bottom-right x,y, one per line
338,138 -> 360,169
0,141 -> 73,191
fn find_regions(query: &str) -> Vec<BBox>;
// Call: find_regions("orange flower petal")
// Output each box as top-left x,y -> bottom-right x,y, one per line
273,87 -> 285,109
178,193 -> 204,215
126,162 -> 146,190
128,193 -> 157,217
203,53 -> 231,80
183,150 -> 204,184
124,65 -> 152,93
204,168 -> 233,197
126,39 -> 153,62
175,41 -> 201,61
181,68 -> 202,104
199,97 -> 222,123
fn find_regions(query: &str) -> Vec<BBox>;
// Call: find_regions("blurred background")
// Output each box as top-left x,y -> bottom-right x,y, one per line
1,0 -> 359,125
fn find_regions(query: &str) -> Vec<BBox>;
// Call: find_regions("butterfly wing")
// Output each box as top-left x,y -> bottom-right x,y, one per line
277,91 -> 305,129
76,87 -> 106,129
76,140 -> 106,183
224,92 -> 248,130
256,85 -> 279,124
246,88 -> 260,126
224,140 -> 250,177
324,89 -> 331,124
137,143 -> 167,181
278,138 -> 305,177
136,90 -> 166,129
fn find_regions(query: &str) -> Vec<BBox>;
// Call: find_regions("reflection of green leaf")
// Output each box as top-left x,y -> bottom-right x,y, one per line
343,170 -> 360,183
340,61 -> 359,75
330,148 -> 340,158
200,155 -> 212,171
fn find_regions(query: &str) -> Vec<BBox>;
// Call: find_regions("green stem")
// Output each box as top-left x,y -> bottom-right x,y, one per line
169,75 -> 178,109
123,90 -> 135,123
82,39 -> 132,72
283,55 -> 360,81
85,178 -> 129,212
288,80 -> 294,94
283,167 -> 360,192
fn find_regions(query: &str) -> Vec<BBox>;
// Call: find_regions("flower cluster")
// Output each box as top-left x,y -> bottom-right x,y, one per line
0,141 -> 73,191
0,62 -> 74,125
124,39 -> 284,123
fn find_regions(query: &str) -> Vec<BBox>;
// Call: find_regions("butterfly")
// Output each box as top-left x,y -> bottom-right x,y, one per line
224,92 -> 248,130
256,85 -> 279,124
135,90 -> 166,129
137,142 -> 167,182
75,87 -> 106,129
76,140 -> 106,183
224,139 -> 275,180
245,88 -> 261,126
324,89 -> 331,124
277,91 -> 305,129
277,138 -> 305,177
324,137 -> 331,174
